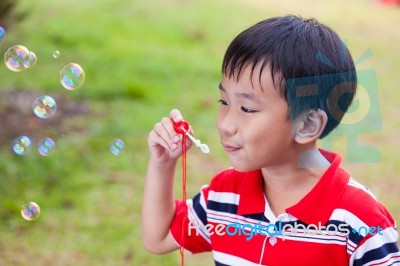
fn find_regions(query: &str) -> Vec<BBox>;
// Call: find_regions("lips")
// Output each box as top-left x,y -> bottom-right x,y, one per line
221,142 -> 241,153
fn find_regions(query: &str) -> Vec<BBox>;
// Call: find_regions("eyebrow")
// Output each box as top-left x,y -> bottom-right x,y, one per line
219,83 -> 259,103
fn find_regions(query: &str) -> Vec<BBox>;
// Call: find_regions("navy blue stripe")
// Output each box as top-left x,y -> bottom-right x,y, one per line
322,220 -> 363,245
288,233 -> 346,243
192,193 -> 207,225
353,242 -> 399,266
325,220 -> 363,244
215,261 -> 229,266
208,200 -> 238,215
347,229 -> 363,245
243,213 -> 269,222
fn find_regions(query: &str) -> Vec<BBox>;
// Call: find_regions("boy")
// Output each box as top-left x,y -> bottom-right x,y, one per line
142,15 -> 399,265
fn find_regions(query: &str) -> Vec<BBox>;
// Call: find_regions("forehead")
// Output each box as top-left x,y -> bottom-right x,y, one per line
221,63 -> 280,95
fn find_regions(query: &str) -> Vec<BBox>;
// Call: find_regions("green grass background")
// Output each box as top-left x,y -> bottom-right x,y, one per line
0,0 -> 399,265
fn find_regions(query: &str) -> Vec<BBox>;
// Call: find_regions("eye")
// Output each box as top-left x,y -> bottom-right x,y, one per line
218,99 -> 228,106
241,106 -> 256,113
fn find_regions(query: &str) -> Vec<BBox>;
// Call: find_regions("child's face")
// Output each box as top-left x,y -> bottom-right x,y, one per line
217,64 -> 296,172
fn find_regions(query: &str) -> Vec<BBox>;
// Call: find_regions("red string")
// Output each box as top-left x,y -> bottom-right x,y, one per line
180,134 -> 187,266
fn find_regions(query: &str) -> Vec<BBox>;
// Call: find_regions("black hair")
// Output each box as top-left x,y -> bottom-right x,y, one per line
222,15 -> 357,138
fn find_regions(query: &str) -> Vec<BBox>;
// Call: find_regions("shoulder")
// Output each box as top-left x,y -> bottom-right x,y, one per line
338,179 -> 400,265
335,176 -> 395,227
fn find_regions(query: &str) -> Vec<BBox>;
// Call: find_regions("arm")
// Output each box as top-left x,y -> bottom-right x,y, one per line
141,109 -> 192,254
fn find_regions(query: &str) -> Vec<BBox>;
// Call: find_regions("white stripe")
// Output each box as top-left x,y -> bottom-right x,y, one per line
350,227 -> 399,265
199,185 -> 208,210
213,251 -> 265,266
347,240 -> 357,254
280,233 -> 347,245
208,191 -> 240,205
363,253 -> 400,266
280,226 -> 347,240
187,200 -> 211,243
207,210 -> 274,230
185,185 -> 210,242
348,177 -> 377,200
329,209 -> 369,235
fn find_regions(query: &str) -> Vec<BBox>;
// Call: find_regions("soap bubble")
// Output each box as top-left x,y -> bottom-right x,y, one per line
33,95 -> 57,119
24,51 -> 37,68
110,139 -> 125,156
21,202 -> 41,221
4,45 -> 31,72
0,26 -> 6,45
38,138 -> 55,156
60,63 -> 85,90
53,50 -> 60,59
12,136 -> 32,155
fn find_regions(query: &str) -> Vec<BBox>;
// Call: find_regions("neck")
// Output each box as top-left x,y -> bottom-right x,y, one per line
261,146 -> 330,215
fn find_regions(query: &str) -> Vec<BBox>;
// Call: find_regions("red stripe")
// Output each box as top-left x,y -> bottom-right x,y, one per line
370,255 -> 400,266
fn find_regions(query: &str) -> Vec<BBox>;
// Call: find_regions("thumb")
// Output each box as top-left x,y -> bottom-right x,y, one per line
170,109 -> 183,123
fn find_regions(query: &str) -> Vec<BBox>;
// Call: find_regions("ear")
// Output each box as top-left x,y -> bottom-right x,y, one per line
293,109 -> 328,144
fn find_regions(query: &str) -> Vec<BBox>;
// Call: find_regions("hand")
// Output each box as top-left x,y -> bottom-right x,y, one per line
148,109 -> 193,164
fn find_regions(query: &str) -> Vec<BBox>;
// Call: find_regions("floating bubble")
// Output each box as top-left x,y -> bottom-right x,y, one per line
21,202 -> 41,221
38,138 -> 55,156
0,26 -> 6,45
53,50 -> 60,59
23,51 -> 37,68
60,63 -> 85,90
110,139 -> 125,156
4,45 -> 31,72
32,95 -> 57,119
12,136 -> 32,155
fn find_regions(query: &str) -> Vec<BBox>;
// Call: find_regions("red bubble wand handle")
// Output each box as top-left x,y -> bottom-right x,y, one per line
173,121 -> 210,153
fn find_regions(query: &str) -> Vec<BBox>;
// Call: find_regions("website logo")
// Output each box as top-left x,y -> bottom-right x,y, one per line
188,221 -> 383,241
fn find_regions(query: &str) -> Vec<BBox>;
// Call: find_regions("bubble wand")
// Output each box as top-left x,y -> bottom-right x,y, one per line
174,121 -> 210,154
173,120 -> 210,266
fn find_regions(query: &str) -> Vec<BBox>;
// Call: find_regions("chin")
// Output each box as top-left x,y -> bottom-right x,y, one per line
229,161 -> 255,173
229,157 -> 270,172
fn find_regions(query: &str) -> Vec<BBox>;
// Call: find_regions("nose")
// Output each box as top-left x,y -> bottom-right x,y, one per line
218,110 -> 238,137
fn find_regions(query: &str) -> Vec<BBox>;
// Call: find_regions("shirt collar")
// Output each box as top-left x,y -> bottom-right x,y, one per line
236,149 -> 350,225
237,170 -> 265,215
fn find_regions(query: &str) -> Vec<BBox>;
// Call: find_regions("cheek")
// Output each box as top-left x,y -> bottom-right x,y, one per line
243,129 -> 266,154
216,108 -> 222,122
249,120 -> 293,149
216,107 -> 229,132
216,111 -> 223,131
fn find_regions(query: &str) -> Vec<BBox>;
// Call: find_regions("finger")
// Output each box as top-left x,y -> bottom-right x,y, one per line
148,129 -> 168,149
153,122 -> 178,151
160,117 -> 180,144
170,109 -> 183,123
188,125 -> 194,137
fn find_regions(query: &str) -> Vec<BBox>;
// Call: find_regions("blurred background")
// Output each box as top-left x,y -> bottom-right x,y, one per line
0,0 -> 399,265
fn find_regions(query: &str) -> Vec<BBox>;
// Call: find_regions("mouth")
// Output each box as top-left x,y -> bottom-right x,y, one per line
221,142 -> 241,153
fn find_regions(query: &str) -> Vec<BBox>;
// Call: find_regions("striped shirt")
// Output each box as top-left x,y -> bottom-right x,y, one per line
170,150 -> 400,265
